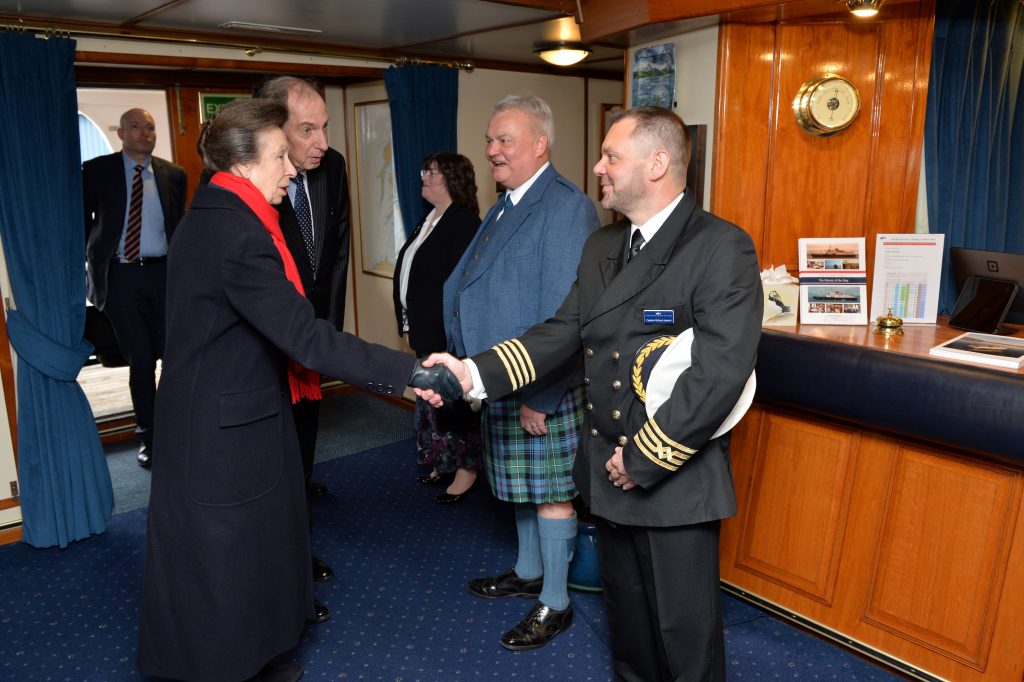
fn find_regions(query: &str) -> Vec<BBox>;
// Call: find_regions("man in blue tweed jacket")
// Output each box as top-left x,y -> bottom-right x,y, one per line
442,93 -> 599,650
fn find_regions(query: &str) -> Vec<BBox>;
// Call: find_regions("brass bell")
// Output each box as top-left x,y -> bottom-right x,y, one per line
873,307 -> 904,337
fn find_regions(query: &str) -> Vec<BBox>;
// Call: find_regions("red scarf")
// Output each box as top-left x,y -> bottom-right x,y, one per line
211,171 -> 322,403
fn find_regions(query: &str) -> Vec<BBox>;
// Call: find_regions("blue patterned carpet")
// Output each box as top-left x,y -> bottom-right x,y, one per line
0,393 -> 905,681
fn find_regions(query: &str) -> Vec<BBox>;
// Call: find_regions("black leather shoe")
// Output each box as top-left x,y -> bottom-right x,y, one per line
306,599 -> 330,624
137,442 -> 152,469
417,470 -> 454,486
499,601 -> 573,651
467,568 -> 543,599
312,556 -> 334,582
307,479 -> 329,496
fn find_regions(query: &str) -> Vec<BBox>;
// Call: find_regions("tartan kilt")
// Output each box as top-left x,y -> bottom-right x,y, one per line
482,386 -> 584,504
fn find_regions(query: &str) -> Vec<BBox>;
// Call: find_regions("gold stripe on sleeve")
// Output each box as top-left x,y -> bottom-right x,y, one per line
493,343 -> 527,390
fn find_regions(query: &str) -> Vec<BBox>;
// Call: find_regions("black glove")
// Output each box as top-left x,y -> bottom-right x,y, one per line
408,360 -> 464,404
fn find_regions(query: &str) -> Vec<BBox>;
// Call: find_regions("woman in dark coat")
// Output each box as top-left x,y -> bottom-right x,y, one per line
393,153 -> 482,503
137,99 -> 416,682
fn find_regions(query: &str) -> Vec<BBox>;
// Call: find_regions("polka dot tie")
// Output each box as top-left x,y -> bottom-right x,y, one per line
293,173 -> 316,272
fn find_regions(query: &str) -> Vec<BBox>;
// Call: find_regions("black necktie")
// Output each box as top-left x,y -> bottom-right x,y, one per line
293,173 -> 316,272
627,229 -> 645,262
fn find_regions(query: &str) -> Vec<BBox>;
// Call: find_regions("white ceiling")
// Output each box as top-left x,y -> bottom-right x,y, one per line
2,0 -> 626,75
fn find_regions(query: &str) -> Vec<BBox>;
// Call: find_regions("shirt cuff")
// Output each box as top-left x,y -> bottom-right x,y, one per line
463,358 -> 487,400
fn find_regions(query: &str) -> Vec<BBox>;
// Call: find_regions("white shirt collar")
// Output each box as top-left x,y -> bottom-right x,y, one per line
505,161 -> 550,207
630,192 -> 686,246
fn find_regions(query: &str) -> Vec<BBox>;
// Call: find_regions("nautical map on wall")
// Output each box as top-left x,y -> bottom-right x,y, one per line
354,100 -> 405,278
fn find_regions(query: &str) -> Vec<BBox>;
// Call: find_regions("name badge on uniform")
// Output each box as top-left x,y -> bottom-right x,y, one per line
643,309 -> 675,325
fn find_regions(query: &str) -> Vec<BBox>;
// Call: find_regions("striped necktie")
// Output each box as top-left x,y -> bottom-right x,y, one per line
123,164 -> 144,261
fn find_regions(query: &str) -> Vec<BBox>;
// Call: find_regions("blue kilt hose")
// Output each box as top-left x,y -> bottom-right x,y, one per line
481,386 -> 584,504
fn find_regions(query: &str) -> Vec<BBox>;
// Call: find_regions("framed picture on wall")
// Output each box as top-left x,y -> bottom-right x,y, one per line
354,100 -> 405,278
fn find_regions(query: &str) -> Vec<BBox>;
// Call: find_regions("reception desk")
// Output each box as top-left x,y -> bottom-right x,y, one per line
721,322 -> 1024,681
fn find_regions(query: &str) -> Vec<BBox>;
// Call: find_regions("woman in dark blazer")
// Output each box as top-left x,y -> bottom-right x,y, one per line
393,153 -> 482,503
137,98 -> 417,682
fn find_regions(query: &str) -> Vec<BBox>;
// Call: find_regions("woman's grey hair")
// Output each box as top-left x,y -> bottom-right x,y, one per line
198,99 -> 289,171
493,93 -> 555,148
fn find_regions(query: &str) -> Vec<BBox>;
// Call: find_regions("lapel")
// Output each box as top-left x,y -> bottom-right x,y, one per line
151,158 -> 170,222
583,193 -> 697,325
460,165 -> 557,289
307,165 -> 328,267
110,153 -> 128,215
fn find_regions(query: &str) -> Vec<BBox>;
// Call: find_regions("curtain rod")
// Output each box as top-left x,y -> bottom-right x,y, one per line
0,19 -> 475,72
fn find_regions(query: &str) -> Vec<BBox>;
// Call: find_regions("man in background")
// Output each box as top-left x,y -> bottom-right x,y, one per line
84,108 -> 187,469
443,93 -> 599,650
256,76 -> 352,621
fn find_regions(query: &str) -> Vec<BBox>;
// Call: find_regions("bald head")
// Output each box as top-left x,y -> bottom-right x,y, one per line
118,108 -> 157,163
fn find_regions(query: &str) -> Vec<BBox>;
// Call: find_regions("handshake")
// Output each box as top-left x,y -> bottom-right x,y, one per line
407,353 -> 472,407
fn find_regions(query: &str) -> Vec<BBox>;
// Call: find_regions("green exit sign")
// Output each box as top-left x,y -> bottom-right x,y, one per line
199,94 -> 250,123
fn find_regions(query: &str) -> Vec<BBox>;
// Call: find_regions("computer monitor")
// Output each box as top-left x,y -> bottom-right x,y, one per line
949,247 -> 1024,325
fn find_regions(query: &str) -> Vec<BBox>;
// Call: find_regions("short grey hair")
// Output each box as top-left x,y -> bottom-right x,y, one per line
610,106 -> 691,180
493,93 -> 555,148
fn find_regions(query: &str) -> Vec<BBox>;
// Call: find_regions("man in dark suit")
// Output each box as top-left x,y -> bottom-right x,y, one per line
421,107 -> 763,680
256,77 -> 351,610
83,108 -> 187,468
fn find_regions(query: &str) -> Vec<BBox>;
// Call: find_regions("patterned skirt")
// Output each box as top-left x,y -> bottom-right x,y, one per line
482,386 -> 584,504
414,397 -> 484,473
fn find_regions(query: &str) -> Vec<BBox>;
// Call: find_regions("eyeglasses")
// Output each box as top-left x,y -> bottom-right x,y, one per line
420,169 -> 441,179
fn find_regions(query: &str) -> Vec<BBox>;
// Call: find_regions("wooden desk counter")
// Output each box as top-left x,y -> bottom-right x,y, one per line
721,321 -> 1024,682
765,320 -> 1024,374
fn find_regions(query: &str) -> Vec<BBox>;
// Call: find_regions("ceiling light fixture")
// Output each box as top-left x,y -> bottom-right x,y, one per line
219,21 -> 322,36
534,41 -> 592,67
846,0 -> 883,17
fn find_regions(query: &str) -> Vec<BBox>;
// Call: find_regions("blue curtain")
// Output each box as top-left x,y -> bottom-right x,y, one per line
0,33 -> 112,548
383,65 -> 459,237
925,0 -> 1024,314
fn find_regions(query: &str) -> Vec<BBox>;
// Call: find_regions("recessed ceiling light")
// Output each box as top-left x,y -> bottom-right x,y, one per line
219,21 -> 322,36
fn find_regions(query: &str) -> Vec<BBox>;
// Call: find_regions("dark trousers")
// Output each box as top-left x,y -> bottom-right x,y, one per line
596,518 -> 724,682
291,398 -> 320,485
103,261 -> 166,444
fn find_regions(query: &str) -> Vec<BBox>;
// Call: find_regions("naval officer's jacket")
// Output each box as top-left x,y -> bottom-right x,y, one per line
472,192 -> 763,527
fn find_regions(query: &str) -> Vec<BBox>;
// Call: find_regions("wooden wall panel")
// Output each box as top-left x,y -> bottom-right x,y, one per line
734,412 -> 857,604
712,2 -> 934,282
763,20 -> 881,268
712,22 -> 775,254
863,447 -> 1022,669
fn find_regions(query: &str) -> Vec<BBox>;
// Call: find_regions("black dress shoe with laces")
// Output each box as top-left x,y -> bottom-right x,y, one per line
467,568 -> 543,599
306,599 -> 330,624
312,556 -> 334,582
500,601 -> 573,651
137,442 -> 152,469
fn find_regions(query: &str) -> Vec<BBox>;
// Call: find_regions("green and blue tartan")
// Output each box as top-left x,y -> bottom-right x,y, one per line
481,386 -> 584,503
